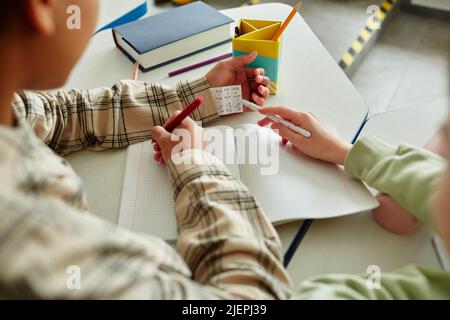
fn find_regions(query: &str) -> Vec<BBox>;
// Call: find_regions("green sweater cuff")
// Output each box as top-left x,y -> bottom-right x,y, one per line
344,135 -> 446,226
344,136 -> 397,180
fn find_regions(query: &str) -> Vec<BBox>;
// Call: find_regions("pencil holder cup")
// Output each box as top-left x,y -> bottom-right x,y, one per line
232,19 -> 283,95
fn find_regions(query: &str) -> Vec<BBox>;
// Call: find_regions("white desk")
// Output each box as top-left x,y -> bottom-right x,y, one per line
66,2 -> 373,285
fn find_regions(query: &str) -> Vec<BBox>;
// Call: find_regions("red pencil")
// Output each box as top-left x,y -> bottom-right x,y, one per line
152,97 -> 203,144
164,97 -> 203,133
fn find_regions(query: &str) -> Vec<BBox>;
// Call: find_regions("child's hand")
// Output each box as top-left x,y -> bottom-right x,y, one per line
258,106 -> 352,165
152,112 -> 205,164
373,195 -> 420,235
205,51 -> 270,107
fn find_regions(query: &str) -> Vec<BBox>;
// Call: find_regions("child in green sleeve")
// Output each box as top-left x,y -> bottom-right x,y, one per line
258,106 -> 449,299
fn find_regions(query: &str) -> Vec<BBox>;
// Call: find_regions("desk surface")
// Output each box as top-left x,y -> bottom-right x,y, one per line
65,3 -> 433,287
67,1 -> 368,215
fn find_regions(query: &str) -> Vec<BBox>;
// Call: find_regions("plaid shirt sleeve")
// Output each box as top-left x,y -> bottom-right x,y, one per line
0,146 -> 292,299
11,78 -> 219,155
167,150 -> 293,299
1,78 -> 293,299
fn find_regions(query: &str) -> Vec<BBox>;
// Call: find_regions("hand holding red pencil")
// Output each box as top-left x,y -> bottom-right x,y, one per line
152,98 -> 205,164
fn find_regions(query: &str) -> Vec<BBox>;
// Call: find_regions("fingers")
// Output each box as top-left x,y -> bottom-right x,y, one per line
256,85 -> 269,98
154,151 -> 165,165
251,92 -> 265,106
250,82 -> 270,107
151,126 -> 171,145
260,106 -> 307,123
250,75 -> 269,91
245,67 -> 265,79
249,79 -> 269,108
258,118 -> 293,146
257,117 -> 274,127
152,126 -> 175,164
255,74 -> 270,87
258,119 -> 296,146
230,51 -> 257,68
271,123 -> 305,143
250,81 -> 270,94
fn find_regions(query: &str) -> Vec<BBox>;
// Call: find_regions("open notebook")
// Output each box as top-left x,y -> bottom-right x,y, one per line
119,124 -> 378,240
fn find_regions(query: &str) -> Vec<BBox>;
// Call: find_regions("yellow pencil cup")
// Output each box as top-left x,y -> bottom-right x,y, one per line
232,19 -> 283,95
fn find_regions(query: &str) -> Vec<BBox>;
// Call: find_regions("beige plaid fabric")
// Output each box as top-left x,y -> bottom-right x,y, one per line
0,78 -> 292,299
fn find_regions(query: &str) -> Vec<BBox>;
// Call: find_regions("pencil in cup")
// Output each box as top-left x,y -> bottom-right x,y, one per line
241,99 -> 312,138
272,1 -> 304,41
232,19 -> 283,95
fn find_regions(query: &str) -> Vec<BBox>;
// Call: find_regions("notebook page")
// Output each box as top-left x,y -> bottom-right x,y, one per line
119,141 -> 177,240
205,126 -> 241,179
236,124 -> 378,223
118,126 -> 240,240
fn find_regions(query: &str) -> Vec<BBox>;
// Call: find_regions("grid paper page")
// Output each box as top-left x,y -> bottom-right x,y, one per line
119,141 -> 177,240
118,127 -> 241,241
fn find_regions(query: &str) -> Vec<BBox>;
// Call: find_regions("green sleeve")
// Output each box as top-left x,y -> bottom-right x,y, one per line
295,137 -> 450,300
344,136 -> 446,226
297,265 -> 450,299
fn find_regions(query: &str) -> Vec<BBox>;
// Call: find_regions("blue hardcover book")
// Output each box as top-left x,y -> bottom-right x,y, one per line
112,1 -> 233,72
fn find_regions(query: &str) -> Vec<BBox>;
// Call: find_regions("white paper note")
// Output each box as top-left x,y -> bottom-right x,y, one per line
210,85 -> 243,115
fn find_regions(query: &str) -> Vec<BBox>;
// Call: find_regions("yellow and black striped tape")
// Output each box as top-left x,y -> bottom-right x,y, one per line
338,0 -> 399,70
